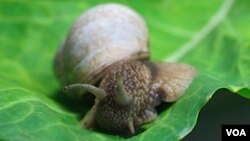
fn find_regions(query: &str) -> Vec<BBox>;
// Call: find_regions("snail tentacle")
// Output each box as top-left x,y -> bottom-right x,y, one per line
128,118 -> 135,134
64,84 -> 106,99
115,74 -> 133,107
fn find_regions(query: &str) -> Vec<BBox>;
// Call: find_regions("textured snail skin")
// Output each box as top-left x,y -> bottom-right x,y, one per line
82,60 -> 196,136
54,3 -> 196,137
54,3 -> 149,87
95,61 -> 158,135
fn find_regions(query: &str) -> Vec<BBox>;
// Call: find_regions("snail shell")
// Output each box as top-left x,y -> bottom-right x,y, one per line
54,3 -> 149,86
54,3 -> 196,137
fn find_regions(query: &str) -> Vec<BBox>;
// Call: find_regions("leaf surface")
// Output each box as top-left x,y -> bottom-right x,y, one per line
0,0 -> 249,141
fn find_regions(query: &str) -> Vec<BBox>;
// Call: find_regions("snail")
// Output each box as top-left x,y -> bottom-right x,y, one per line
54,3 -> 196,136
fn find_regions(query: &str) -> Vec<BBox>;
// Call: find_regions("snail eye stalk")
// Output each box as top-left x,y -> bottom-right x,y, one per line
64,84 -> 106,99
115,74 -> 133,107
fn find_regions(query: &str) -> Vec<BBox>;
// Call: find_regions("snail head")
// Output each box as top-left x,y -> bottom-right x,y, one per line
64,73 -> 136,135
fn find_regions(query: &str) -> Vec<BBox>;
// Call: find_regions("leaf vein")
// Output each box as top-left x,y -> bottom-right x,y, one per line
166,0 -> 235,62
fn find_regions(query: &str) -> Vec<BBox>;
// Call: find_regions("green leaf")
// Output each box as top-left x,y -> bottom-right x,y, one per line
0,0 -> 249,141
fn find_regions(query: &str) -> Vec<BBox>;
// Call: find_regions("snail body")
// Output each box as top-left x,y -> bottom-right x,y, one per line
54,3 -> 196,136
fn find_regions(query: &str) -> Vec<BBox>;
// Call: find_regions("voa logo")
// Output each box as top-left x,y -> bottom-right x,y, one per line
226,129 -> 246,136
